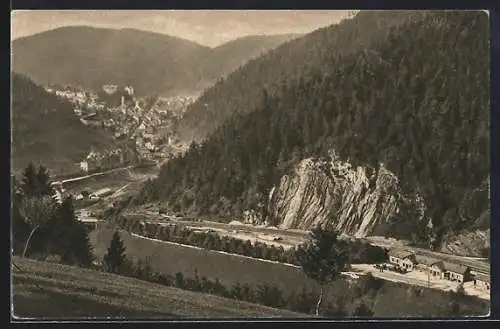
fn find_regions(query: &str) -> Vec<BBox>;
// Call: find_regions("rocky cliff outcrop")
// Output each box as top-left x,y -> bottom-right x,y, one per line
260,151 -> 489,254
266,151 -> 403,237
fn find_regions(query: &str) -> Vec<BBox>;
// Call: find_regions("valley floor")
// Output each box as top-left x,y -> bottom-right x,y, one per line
128,231 -> 490,301
351,264 -> 490,301
90,227 -> 490,303
11,257 -> 303,319
131,211 -> 490,275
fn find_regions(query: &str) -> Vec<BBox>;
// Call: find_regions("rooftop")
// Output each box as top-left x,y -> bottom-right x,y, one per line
443,262 -> 469,275
474,272 -> 490,283
77,217 -> 104,223
388,249 -> 415,260
92,187 -> 113,196
415,255 -> 443,267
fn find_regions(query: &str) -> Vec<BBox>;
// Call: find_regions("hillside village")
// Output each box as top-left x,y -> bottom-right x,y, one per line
45,84 -> 194,174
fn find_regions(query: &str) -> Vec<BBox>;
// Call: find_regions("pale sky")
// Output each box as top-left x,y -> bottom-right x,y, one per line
11,10 -> 350,47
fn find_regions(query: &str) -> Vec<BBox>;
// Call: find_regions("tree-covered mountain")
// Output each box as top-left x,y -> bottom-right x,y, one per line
12,26 -> 297,97
176,11 -> 428,141
12,27 -> 212,97
206,34 -> 301,80
133,12 -> 490,248
11,73 -> 117,176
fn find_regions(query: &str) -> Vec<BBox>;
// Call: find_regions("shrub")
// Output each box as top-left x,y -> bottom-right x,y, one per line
352,301 -> 374,317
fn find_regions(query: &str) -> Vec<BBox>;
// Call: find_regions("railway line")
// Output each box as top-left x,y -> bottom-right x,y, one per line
131,210 -> 490,276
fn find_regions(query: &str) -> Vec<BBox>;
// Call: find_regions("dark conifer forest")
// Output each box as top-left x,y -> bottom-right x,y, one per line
177,11 -> 430,141
134,12 -> 489,247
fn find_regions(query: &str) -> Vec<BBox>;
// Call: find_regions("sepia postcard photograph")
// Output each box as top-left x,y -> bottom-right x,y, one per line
10,9 -> 491,320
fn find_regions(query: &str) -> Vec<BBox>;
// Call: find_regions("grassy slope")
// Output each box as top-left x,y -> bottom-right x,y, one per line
11,257 -> 303,319
90,227 -> 318,294
89,227 -> 489,317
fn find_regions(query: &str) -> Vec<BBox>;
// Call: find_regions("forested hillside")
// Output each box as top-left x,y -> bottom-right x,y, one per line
12,27 -> 213,96
176,11 -> 429,141
12,26 -> 296,97
133,12 -> 489,248
11,73 -> 117,176
205,34 -> 300,80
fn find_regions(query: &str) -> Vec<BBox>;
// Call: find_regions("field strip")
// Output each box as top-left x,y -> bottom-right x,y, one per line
112,230 -> 488,295
127,232 -> 364,280
128,232 -> 301,269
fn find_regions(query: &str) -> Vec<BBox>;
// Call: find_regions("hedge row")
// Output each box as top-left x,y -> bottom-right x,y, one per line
114,216 -> 388,265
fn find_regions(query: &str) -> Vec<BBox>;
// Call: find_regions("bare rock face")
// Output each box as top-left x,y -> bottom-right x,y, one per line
266,151 -> 400,237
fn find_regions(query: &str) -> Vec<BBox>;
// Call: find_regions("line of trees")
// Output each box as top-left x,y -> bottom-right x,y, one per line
115,217 -> 386,316
113,216 -> 388,266
101,228 -> 478,317
100,230 -> 374,317
107,220 -> 380,316
12,163 -> 94,267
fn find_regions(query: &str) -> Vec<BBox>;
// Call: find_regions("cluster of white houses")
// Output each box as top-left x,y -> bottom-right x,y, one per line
388,249 -> 490,290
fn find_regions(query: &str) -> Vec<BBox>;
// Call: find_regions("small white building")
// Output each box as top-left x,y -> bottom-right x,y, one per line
75,91 -> 86,103
89,187 -> 113,199
145,142 -> 157,151
125,86 -> 134,96
78,217 -> 105,231
443,262 -> 471,283
102,84 -> 118,95
473,272 -> 490,290
388,249 -> 416,271
53,191 -> 62,204
80,160 -> 89,173
143,133 -> 155,140
414,255 -> 445,278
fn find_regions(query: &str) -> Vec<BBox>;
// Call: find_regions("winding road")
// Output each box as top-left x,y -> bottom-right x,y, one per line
53,165 -> 136,185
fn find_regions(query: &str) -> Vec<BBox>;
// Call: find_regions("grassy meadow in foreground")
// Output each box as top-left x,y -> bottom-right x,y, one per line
89,227 -> 489,318
90,227 -> 318,294
11,257 -> 303,319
